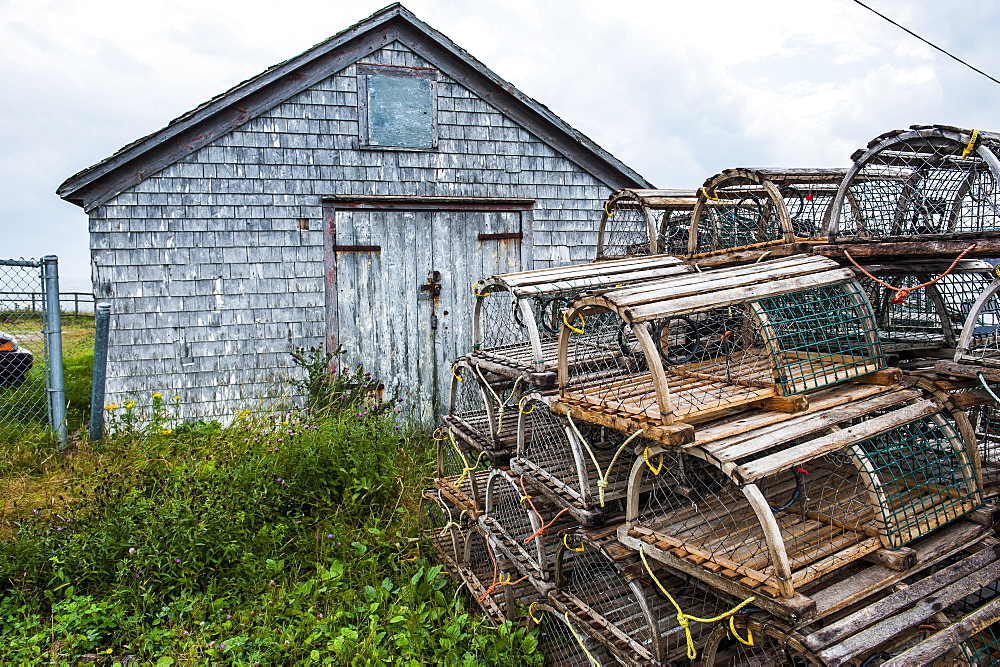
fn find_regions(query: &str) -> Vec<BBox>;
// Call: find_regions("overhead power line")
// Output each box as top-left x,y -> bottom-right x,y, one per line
851,0 -> 1000,86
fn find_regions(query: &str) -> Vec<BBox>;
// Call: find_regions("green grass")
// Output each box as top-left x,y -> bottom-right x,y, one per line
0,352 -> 541,664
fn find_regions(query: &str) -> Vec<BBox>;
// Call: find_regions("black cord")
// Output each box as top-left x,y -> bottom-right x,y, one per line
851,0 -> 1000,86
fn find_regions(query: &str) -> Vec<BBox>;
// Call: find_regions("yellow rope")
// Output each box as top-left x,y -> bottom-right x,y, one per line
962,129 -> 980,158
755,251 -> 771,263
448,431 -> 484,486
563,533 -> 585,552
700,187 -> 719,201
473,365 -> 522,436
643,447 -> 664,475
730,616 -> 756,646
453,365 -> 464,382
562,311 -> 585,334
604,201 -> 616,218
568,412 -> 642,507
472,281 -> 490,297
528,601 -> 545,624
517,395 -> 536,415
564,613 -> 601,666
639,547 -> 756,660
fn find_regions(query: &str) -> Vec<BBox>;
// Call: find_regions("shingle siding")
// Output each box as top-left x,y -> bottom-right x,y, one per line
91,40 -> 615,419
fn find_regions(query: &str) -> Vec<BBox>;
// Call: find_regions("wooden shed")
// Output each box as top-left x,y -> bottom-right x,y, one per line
56,3 -> 652,421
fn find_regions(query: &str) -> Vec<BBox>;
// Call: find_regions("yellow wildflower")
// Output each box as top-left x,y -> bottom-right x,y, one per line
105,403 -> 118,411
124,401 -> 136,409
152,392 -> 163,399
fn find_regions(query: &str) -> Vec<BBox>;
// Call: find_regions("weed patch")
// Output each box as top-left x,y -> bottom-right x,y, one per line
0,358 -> 540,664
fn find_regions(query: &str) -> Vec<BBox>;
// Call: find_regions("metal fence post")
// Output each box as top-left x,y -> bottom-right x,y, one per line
90,302 -> 111,440
41,256 -> 67,448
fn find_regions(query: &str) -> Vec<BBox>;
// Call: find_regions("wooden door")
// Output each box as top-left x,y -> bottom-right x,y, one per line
327,201 -> 531,422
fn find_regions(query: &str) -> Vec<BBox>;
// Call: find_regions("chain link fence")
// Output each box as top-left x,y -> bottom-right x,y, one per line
0,257 -> 66,446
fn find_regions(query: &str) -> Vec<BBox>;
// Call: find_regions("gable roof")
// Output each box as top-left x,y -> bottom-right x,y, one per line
57,3 -> 653,211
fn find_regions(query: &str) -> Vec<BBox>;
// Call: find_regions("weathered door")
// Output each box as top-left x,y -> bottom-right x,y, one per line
327,201 -> 531,422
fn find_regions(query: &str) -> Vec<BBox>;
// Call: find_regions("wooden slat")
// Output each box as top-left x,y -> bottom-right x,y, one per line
815,557 -> 1000,664
806,543 -> 1000,652
627,270 -> 856,322
807,521 -> 988,620
691,384 -> 892,445
600,258 -> 843,310
581,255 -> 837,308
880,595 -> 1000,667
701,388 -> 921,463
733,399 -> 941,482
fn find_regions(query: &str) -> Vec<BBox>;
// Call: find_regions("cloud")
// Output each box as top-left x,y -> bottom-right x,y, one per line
2,0 -> 999,290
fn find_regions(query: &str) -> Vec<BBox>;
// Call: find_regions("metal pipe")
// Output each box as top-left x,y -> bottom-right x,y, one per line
41,256 -> 67,448
89,302 -> 112,441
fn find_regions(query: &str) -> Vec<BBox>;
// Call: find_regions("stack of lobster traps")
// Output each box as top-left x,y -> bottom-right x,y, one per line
420,124 -> 1000,665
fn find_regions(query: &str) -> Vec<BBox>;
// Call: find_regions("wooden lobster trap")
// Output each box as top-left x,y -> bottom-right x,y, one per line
443,358 -> 523,461
859,261 -> 993,354
528,602 -> 624,666
511,394 -> 639,526
480,468 -> 580,585
685,168 -> 845,265
550,528 -> 738,665
819,125 -> 1000,261
469,256 -> 691,385
617,383 -> 982,623
553,255 -> 888,439
455,523 -> 544,625
595,189 -> 699,260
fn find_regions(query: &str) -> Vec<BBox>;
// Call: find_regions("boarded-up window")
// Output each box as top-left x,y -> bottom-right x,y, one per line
358,65 -> 438,150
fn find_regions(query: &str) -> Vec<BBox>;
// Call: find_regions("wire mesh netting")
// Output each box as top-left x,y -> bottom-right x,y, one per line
630,448 -> 880,597
783,183 -> 839,239
483,470 -> 579,580
419,488 -> 469,566
459,526 -> 540,624
958,281 -> 1000,366
444,360 -> 521,456
753,281 -> 885,394
434,430 -> 489,512
473,283 -> 573,381
561,304 -> 773,423
0,260 -> 50,442
862,271 -> 991,352
599,196 -> 652,259
658,211 -> 693,256
560,281 -> 883,423
695,190 -> 784,253
832,129 -> 1000,238
534,605 -> 620,666
556,534 -> 731,663
513,398 -> 634,521
855,413 -> 980,548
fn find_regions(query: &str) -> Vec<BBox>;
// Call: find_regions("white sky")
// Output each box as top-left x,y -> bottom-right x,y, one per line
2,0 -> 999,291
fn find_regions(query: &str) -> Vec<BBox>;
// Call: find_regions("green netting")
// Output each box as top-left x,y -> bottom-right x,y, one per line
853,413 -> 980,549
752,281 -> 885,394
696,191 -> 783,253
